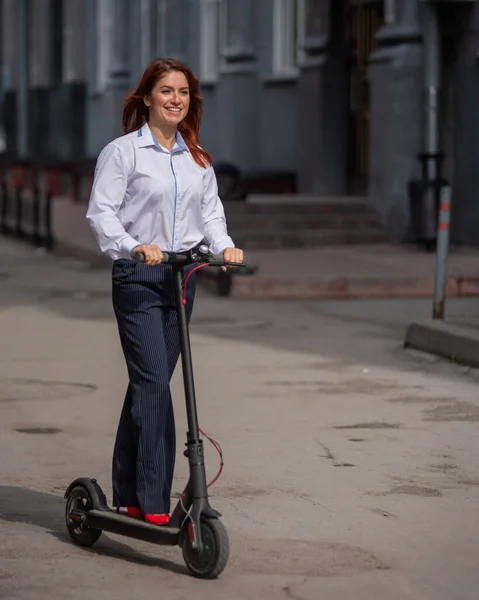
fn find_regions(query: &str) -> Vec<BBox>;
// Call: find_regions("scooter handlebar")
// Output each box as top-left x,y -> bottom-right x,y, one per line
133,250 -> 239,267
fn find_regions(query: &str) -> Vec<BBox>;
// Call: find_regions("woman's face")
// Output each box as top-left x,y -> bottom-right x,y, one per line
145,70 -> 190,129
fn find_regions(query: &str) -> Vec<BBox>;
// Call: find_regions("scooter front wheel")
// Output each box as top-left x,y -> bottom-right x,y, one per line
65,485 -> 102,547
182,517 -> 229,579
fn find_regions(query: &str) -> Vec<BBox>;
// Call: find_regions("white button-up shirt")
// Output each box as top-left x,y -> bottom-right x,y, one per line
86,123 -> 235,260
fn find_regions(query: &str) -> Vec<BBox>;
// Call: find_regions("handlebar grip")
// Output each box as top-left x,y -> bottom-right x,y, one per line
133,251 -> 175,264
133,252 -> 173,263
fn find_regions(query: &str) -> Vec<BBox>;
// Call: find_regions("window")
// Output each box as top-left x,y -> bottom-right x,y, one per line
63,0 -> 85,83
140,0 -> 151,69
30,0 -> 52,87
1,0 -> 15,89
272,0 -> 305,76
156,0 -> 167,58
94,0 -> 112,93
301,0 -> 330,63
199,0 -> 226,83
50,0 -> 63,85
384,0 -> 396,25
304,0 -> 328,40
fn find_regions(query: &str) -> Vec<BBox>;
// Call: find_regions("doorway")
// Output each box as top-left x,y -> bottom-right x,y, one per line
347,0 -> 384,194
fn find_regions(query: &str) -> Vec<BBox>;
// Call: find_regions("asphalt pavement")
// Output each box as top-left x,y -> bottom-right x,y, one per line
1,236 -> 479,599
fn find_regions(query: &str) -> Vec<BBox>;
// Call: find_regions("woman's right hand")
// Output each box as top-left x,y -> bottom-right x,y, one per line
132,244 -> 164,266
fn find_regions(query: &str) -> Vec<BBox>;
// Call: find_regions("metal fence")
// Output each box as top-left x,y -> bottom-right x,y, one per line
0,158 -> 95,250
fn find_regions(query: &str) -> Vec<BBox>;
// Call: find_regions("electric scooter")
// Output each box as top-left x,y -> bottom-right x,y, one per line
64,244 -> 246,579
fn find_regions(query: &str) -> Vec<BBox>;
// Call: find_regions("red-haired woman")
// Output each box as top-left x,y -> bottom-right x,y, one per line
86,59 -> 243,526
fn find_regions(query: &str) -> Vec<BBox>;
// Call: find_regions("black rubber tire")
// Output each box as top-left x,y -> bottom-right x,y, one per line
182,517 -> 230,579
65,485 -> 102,547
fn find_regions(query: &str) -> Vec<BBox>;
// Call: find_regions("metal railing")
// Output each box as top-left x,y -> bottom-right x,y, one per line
0,157 -> 95,250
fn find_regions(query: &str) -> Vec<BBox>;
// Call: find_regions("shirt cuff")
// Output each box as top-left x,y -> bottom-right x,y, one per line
209,236 -> 235,255
121,236 -> 142,259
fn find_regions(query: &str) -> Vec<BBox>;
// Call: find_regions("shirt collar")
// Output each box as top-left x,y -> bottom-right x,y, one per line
137,123 -> 189,153
137,123 -> 155,147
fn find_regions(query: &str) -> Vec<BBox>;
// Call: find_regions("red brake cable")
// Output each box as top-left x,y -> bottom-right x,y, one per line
199,427 -> 224,488
182,263 -> 210,305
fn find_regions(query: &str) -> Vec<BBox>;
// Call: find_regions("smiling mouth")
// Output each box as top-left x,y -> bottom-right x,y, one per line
166,107 -> 182,113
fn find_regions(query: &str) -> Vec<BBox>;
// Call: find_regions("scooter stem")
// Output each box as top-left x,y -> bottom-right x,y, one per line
172,265 -> 211,547
173,266 -> 200,442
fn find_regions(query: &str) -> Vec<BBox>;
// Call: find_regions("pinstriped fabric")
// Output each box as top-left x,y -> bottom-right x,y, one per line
111,259 -> 196,514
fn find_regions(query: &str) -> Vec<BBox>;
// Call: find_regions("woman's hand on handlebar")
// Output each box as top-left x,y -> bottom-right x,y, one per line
132,244 -> 164,266
222,247 -> 244,271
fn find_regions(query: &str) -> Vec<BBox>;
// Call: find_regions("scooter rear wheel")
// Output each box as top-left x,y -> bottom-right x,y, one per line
65,485 -> 102,547
182,517 -> 229,579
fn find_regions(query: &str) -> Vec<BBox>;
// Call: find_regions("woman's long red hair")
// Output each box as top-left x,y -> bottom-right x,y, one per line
122,58 -> 212,168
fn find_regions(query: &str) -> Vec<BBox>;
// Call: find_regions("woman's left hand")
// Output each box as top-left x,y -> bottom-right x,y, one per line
222,247 -> 244,271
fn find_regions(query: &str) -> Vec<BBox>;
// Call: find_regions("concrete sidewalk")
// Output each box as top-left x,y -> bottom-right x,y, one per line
3,230 -> 479,598
51,195 -> 479,301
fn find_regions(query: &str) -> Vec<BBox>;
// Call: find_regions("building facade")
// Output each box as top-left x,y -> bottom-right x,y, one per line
0,0 -> 478,244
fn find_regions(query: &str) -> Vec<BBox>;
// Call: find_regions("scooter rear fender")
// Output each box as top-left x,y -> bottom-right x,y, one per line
64,477 -> 110,511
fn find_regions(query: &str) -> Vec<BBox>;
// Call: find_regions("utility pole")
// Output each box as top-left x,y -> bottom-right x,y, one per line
422,0 -> 452,319
423,1 -> 441,184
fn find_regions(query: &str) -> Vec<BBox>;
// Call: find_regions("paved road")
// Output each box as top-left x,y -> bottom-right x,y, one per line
1,237 -> 478,600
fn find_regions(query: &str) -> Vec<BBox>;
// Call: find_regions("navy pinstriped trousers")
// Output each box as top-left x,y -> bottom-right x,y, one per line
111,259 -> 196,514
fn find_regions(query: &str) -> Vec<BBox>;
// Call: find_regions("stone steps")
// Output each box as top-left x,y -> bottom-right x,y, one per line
222,198 -> 386,249
224,215 -> 382,230
222,199 -> 373,215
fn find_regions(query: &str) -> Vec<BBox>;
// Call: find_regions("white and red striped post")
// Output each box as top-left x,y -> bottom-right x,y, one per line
433,185 -> 452,319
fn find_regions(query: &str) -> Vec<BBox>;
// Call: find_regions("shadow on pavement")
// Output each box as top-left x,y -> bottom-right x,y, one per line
0,485 -> 188,575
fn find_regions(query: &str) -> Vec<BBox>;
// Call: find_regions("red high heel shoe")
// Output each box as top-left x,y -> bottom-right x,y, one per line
127,506 -> 143,518
145,513 -> 170,526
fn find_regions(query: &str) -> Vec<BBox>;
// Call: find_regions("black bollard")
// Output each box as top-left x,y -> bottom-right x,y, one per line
0,178 -> 10,235
15,185 -> 25,239
32,178 -> 41,246
44,190 -> 54,249
0,178 -> 4,234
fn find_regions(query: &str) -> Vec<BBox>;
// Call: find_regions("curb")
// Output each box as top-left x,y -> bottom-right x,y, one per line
404,319 -> 479,368
222,273 -> 479,300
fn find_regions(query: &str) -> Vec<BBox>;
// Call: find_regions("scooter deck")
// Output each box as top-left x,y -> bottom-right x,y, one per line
77,509 -> 182,546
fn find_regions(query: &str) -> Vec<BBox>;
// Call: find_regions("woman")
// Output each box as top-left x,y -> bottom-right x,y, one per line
86,58 -> 243,526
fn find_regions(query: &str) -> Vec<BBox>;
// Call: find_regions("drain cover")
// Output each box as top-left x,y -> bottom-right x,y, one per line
15,427 -> 61,434
0,378 -> 97,403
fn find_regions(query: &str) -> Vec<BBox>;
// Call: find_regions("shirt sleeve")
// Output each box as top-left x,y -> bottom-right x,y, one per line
201,165 -> 235,255
86,142 -> 140,260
